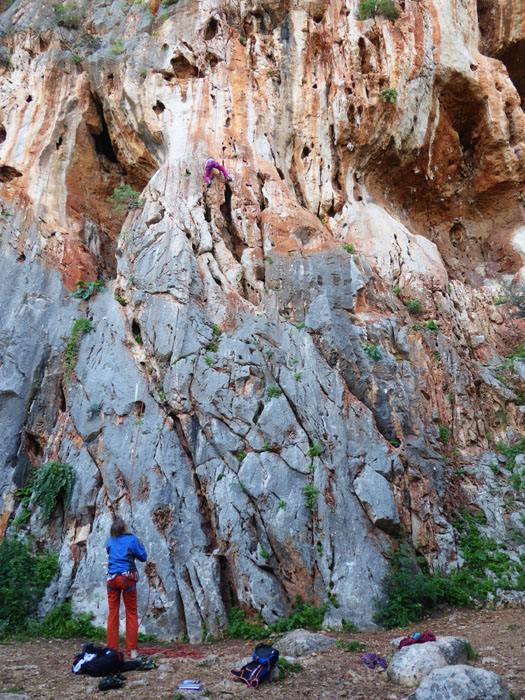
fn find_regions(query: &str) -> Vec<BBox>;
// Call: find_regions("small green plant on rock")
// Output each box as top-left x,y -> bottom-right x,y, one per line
379,87 -> 397,103
357,0 -> 399,20
342,243 -> 355,254
33,461 -> 75,520
404,299 -> 423,314
424,320 -> 439,332
308,441 -> 323,459
363,343 -> 382,361
64,317 -> 93,383
108,184 -> 143,210
303,482 -> 319,512
109,40 -> 125,55
267,384 -> 282,399
439,425 -> 449,445
72,279 -> 105,300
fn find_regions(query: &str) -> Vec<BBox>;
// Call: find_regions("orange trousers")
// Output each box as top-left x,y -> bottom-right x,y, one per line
106,574 -> 138,652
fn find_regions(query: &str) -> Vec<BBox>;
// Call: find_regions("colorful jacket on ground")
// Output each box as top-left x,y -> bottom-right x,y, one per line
105,533 -> 147,575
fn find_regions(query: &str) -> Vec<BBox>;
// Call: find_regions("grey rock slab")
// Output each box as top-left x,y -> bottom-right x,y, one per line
403,664 -> 510,700
387,643 -> 448,687
195,653 -> 219,667
354,466 -> 400,533
274,629 -> 337,656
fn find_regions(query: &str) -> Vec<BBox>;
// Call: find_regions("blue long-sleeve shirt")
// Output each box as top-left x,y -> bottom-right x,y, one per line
105,533 -> 147,575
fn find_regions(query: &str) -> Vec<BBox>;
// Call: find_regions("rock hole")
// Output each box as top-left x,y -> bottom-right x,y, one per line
301,146 -> 310,159
225,116 -> 231,127
131,319 -> 142,342
24,432 -> 43,462
26,95 -> 32,103
133,400 -> 145,417
204,203 -> 211,222
87,94 -> 119,164
276,167 -> 285,180
449,221 -> 466,250
0,125 -> 6,143
170,54 -> 199,79
0,165 -> 22,181
358,37 -> 372,73
17,251 -> 26,262
152,100 -> 165,114
204,17 -> 218,41
56,136 -> 63,150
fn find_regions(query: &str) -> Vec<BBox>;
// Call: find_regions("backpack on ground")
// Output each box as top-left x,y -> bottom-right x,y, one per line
72,643 -> 125,677
231,643 -> 279,688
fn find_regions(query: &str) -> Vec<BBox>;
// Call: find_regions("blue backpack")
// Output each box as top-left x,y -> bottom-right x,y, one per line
231,643 -> 280,688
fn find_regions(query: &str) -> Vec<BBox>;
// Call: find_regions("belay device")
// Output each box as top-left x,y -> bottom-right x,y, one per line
231,643 -> 279,688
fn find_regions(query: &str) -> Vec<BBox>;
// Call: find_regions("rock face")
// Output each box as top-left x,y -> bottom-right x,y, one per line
0,0 -> 524,641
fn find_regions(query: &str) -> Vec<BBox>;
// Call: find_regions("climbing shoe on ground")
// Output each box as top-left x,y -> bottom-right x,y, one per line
98,673 -> 125,690
136,656 -> 156,670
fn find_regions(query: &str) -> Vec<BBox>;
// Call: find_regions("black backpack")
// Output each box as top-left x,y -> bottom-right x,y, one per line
72,644 -> 125,677
231,643 -> 280,688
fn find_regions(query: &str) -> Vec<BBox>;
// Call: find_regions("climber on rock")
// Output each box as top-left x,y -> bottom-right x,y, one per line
205,157 -> 232,187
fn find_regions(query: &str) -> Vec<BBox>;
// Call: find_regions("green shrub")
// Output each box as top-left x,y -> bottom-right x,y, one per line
72,279 -> 105,300
35,600 -> 105,639
0,538 -> 58,638
357,0 -> 399,20
227,607 -> 267,639
64,317 -> 93,383
375,511 -> 523,629
54,3 -> 81,29
374,543 -> 454,629
33,461 -> 75,520
404,299 -> 423,314
379,87 -> 397,103
496,437 -> 525,470
108,184 -> 143,210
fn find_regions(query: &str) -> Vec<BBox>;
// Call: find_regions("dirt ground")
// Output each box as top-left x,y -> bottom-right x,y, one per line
1,607 -> 524,700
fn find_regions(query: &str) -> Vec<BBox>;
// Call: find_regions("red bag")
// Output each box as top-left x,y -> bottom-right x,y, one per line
398,631 -> 436,649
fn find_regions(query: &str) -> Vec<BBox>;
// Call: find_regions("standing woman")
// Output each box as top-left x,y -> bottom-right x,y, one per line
106,517 -> 147,659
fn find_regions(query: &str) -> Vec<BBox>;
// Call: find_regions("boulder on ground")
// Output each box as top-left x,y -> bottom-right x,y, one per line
387,643 -> 447,687
274,629 -> 337,656
403,664 -> 510,700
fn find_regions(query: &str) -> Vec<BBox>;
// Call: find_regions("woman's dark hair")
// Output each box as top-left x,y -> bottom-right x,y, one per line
110,517 -> 127,538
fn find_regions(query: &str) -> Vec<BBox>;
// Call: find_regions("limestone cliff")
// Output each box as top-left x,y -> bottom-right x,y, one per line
0,0 -> 523,640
